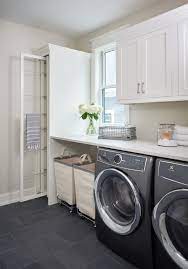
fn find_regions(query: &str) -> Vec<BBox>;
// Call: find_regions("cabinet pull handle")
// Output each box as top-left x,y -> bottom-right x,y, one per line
137,83 -> 140,94
141,82 -> 145,93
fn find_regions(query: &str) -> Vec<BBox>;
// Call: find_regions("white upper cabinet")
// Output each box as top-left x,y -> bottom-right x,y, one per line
117,26 -> 176,102
117,39 -> 141,100
141,28 -> 175,98
117,4 -> 188,104
179,19 -> 188,96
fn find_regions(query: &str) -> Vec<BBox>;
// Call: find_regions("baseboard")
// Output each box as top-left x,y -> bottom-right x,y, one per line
0,189 -> 47,206
21,192 -> 47,202
0,191 -> 20,206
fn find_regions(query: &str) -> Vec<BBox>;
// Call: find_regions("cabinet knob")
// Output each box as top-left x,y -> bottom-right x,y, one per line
137,83 -> 140,94
141,82 -> 145,93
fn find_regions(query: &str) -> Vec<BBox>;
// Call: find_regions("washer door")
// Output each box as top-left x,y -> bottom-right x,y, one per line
153,189 -> 188,269
94,168 -> 142,235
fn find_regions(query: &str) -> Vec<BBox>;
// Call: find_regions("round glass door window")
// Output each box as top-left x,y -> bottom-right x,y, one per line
153,189 -> 188,269
95,168 -> 142,235
166,199 -> 188,259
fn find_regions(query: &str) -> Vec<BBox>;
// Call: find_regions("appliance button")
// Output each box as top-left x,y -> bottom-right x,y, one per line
114,154 -> 122,164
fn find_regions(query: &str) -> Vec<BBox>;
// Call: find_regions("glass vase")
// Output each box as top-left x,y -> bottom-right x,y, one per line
86,117 -> 96,135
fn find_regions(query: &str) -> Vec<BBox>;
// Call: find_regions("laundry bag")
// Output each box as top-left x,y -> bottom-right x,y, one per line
54,155 -> 81,207
74,162 -> 96,220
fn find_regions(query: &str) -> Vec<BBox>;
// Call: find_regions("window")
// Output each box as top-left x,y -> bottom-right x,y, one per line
99,45 -> 126,124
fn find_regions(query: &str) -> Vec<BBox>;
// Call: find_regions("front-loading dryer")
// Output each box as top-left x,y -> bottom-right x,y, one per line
152,158 -> 188,269
94,148 -> 154,269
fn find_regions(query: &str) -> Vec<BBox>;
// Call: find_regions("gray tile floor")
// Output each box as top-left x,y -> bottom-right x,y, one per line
0,197 -> 137,269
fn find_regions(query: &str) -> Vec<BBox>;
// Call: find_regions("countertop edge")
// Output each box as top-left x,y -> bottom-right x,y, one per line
50,135 -> 188,162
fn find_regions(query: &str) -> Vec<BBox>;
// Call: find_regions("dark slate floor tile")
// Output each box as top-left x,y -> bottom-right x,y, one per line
0,198 -> 48,218
24,257 -> 66,269
84,254 -> 137,269
0,217 -> 23,236
0,247 -> 36,269
56,214 -> 94,244
0,197 -> 139,269
0,234 -> 16,254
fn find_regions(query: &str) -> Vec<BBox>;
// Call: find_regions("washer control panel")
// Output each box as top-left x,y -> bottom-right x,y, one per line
98,148 -> 147,171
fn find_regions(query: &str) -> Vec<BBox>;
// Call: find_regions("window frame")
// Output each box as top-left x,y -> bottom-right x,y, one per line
99,45 -> 116,125
93,43 -> 129,125
101,47 -> 116,90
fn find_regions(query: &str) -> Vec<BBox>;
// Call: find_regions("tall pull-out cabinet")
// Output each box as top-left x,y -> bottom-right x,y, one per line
20,44 -> 91,204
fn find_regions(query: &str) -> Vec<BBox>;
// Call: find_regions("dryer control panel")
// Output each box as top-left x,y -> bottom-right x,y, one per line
97,148 -> 147,172
158,160 -> 188,185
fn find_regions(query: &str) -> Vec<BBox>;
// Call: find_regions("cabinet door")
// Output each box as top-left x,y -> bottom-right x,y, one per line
49,44 -> 90,137
179,19 -> 188,96
117,39 -> 141,100
141,28 -> 174,98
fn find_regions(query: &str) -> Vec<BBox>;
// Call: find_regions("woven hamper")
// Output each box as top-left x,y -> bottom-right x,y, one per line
74,163 -> 96,220
54,156 -> 81,206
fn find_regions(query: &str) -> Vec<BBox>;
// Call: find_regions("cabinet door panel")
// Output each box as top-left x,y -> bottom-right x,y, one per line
179,19 -> 188,96
49,44 -> 90,137
118,40 -> 140,100
142,28 -> 173,98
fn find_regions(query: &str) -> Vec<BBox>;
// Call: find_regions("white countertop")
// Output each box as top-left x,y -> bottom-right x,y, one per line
51,134 -> 188,162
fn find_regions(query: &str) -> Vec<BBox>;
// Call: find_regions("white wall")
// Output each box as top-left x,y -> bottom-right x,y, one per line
0,19 -> 75,198
77,1 -> 188,142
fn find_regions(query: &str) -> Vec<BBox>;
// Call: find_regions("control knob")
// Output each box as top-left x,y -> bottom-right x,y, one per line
114,154 -> 122,164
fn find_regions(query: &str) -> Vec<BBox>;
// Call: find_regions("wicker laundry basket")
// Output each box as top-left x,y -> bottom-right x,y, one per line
54,156 -> 81,207
74,163 -> 96,220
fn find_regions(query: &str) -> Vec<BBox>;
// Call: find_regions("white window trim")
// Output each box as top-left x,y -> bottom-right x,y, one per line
91,43 -> 129,126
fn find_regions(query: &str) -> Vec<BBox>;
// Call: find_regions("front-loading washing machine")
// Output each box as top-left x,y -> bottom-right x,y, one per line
94,148 -> 154,269
152,158 -> 188,269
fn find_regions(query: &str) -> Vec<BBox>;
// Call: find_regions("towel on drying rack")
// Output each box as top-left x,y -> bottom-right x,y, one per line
25,113 -> 41,150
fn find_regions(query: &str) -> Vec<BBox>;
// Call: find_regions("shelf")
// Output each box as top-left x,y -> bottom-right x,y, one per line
24,94 -> 47,98
24,169 -> 47,178
24,147 -> 47,153
24,71 -> 46,76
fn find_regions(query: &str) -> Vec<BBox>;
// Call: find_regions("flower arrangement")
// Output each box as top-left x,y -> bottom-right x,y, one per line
79,103 -> 103,135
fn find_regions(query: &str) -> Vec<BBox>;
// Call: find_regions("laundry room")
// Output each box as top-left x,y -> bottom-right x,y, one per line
0,0 -> 188,269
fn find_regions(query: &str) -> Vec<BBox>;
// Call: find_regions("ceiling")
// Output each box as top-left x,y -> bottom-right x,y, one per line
0,0 -> 162,38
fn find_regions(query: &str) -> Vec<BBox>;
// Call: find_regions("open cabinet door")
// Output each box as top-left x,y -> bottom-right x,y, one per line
20,53 -> 47,202
48,44 -> 91,137
47,44 -> 91,205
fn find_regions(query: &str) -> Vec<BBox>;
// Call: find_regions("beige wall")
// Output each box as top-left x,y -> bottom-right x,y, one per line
0,19 -> 75,195
130,102 -> 188,142
76,0 -> 188,143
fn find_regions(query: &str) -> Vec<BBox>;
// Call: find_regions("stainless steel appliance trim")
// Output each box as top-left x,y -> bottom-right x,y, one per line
95,168 -> 142,235
153,189 -> 188,269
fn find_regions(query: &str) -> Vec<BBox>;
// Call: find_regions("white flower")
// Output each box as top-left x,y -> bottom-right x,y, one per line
79,103 -> 103,115
88,105 -> 97,113
79,104 -> 88,114
97,105 -> 103,113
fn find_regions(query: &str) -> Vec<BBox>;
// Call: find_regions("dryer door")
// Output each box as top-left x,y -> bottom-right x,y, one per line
94,168 -> 142,235
153,189 -> 188,269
